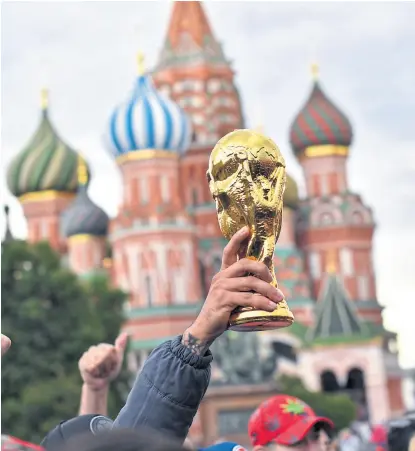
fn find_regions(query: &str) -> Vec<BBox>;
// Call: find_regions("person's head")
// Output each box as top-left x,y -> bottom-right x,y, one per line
61,427 -> 186,451
248,395 -> 334,451
40,415 -> 113,450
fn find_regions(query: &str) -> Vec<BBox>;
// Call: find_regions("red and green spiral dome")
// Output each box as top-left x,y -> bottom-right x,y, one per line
289,70 -> 353,157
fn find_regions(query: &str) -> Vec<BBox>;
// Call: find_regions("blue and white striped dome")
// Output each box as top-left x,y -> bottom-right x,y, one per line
108,74 -> 192,158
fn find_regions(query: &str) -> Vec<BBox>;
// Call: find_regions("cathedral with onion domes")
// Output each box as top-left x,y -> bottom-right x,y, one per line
4,1 -> 406,444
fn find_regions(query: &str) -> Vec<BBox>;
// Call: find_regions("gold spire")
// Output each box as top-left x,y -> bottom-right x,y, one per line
325,249 -> 337,274
41,88 -> 49,110
77,155 -> 88,186
311,63 -> 319,81
136,51 -> 145,76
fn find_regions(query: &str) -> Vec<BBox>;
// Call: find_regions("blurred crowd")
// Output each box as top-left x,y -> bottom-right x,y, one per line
2,229 -> 414,451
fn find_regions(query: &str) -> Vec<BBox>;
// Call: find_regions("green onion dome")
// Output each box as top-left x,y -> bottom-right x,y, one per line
284,173 -> 299,209
6,90 -> 79,199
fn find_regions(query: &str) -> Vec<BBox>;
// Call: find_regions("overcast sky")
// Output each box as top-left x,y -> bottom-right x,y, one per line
2,1 -> 415,368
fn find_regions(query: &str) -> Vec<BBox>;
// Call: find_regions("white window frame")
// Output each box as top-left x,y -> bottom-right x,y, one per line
309,252 -> 321,280
145,275 -> 153,307
40,220 -> 49,239
173,270 -> 186,304
357,275 -> 370,300
193,114 -> 204,125
160,176 -> 170,203
139,177 -> 149,205
208,79 -> 220,93
321,174 -> 329,196
340,248 -> 353,277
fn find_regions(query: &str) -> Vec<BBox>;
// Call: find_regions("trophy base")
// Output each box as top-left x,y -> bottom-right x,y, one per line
228,300 -> 294,332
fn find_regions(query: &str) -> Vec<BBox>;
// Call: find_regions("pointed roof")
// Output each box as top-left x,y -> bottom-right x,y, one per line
2,205 -> 14,243
308,272 -> 365,342
156,1 -> 228,70
167,1 -> 214,50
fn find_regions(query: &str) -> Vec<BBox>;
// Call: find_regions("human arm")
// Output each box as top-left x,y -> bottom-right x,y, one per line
113,334 -> 212,442
113,227 -> 284,442
78,333 -> 128,416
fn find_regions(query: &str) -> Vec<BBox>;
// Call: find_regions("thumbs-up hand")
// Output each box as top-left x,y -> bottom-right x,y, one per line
79,333 -> 128,391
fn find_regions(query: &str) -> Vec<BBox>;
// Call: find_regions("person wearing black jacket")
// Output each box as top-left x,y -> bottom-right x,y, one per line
41,226 -> 284,449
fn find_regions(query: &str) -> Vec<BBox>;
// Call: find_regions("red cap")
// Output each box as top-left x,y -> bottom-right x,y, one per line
370,425 -> 387,446
248,395 -> 334,447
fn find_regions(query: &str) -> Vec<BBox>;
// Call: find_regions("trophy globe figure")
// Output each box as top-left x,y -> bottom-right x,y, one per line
207,129 -> 294,331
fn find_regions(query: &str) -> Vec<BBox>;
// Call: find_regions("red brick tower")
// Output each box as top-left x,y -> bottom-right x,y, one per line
107,56 -> 202,354
153,1 -> 245,294
6,89 -> 79,253
273,173 -> 315,327
289,65 -> 382,324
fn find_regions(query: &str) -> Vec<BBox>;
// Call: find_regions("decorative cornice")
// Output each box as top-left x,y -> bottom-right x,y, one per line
19,190 -> 75,204
68,234 -> 104,244
126,302 -> 203,320
109,222 -> 197,242
116,149 -> 178,165
310,336 -> 382,349
303,145 -> 349,158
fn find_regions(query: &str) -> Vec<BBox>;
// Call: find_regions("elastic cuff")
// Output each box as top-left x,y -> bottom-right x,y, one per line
170,335 -> 213,369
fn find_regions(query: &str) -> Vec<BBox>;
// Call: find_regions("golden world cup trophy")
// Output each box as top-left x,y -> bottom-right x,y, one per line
207,129 -> 295,332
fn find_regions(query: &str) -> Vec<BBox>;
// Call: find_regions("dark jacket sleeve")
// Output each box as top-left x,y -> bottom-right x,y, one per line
112,335 -> 212,442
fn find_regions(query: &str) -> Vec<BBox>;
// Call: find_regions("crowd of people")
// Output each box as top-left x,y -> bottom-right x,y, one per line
1,227 -> 415,451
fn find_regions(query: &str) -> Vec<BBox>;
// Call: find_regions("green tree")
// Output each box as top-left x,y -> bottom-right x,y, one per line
1,239 -> 129,443
278,375 -> 356,431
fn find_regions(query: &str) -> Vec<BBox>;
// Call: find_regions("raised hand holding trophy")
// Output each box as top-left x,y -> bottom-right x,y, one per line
207,129 -> 294,332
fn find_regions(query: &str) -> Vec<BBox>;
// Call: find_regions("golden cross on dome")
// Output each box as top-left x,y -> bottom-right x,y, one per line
40,88 -> 49,110
77,155 -> 88,186
311,62 -> 319,81
136,51 -> 145,76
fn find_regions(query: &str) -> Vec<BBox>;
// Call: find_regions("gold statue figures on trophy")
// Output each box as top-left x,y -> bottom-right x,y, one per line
207,129 -> 294,331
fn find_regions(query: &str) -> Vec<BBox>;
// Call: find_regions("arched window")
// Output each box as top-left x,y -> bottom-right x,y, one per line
193,114 -> 204,125
207,79 -> 221,94
346,368 -> 365,391
352,211 -> 364,224
320,212 -> 334,226
320,371 -> 340,392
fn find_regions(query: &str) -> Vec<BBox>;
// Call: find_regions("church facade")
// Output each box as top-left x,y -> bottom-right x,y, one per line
5,1 -> 405,442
